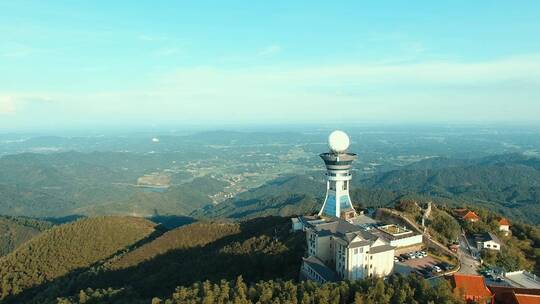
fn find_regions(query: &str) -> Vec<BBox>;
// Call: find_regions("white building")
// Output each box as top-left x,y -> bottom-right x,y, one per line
371,224 -> 423,249
475,232 -> 501,251
498,218 -> 510,236
301,256 -> 339,283
301,217 -> 395,281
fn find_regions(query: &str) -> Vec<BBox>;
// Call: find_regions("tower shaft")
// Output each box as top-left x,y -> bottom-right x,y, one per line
319,152 -> 357,219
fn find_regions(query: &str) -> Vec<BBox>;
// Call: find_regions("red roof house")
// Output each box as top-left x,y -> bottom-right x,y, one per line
499,218 -> 510,226
499,218 -> 511,234
489,285 -> 540,304
450,274 -> 493,303
462,211 -> 481,222
454,208 -> 481,222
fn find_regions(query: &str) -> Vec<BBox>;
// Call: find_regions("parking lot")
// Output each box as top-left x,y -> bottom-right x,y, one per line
402,255 -> 438,270
394,251 -> 452,278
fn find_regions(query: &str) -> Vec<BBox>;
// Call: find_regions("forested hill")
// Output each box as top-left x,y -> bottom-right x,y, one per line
193,175 -> 325,220
0,216 -> 52,257
196,154 -> 540,224
0,216 -> 304,303
0,216 -> 157,302
360,153 -> 540,223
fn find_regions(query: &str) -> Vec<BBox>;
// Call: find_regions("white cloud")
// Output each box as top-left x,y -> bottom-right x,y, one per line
258,45 -> 281,56
0,42 -> 34,58
2,54 -> 540,125
0,96 -> 16,114
152,48 -> 179,57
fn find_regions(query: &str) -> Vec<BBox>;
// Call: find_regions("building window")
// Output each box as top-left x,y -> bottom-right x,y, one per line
370,256 -> 373,260
354,248 -> 358,255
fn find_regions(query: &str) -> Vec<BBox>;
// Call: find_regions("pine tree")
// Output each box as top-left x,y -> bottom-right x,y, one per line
234,276 -> 249,304
354,292 -> 364,304
79,289 -> 88,304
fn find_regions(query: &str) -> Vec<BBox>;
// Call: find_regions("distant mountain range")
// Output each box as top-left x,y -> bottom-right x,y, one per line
0,150 -> 538,224
197,153 -> 540,224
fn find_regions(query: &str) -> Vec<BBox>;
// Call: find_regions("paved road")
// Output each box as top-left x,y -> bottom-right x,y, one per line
457,234 -> 480,275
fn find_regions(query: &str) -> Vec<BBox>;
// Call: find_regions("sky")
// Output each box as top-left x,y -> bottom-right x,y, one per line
1,1 -> 539,130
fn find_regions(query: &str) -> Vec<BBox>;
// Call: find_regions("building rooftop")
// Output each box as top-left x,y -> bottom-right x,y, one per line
306,217 -> 381,246
504,271 -> 540,289
451,274 -> 493,299
370,244 -> 395,254
349,214 -> 378,226
475,232 -> 501,244
378,224 -> 413,237
499,218 -> 511,226
489,285 -> 540,304
302,256 -> 339,282
463,211 -> 481,221
308,217 -> 362,236
514,294 -> 540,304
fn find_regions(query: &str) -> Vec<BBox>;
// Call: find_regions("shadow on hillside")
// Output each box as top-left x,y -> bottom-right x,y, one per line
42,214 -> 86,225
4,216 -> 305,303
147,215 -> 195,229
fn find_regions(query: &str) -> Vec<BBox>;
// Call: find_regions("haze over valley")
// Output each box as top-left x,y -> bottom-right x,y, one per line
1,125 -> 539,223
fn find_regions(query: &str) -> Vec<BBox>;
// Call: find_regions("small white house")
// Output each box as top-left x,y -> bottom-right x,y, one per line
475,232 -> 501,251
498,218 -> 510,235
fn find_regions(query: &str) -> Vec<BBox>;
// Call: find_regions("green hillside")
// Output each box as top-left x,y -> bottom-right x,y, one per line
192,175 -> 324,219
0,216 -> 52,257
108,221 -> 241,270
0,216 -> 156,301
360,155 -> 540,223
5,217 -> 303,303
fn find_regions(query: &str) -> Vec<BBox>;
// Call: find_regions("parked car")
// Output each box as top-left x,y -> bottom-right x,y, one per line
437,262 -> 451,271
394,256 -> 399,262
397,256 -> 404,262
433,265 -> 442,273
418,269 -> 429,276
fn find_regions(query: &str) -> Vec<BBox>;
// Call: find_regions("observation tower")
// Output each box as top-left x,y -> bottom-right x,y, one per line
318,130 -> 357,220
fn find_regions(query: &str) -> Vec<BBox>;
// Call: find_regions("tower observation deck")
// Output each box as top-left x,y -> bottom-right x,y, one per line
318,130 -> 357,220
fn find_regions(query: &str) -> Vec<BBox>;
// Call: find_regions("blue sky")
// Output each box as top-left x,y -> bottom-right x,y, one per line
1,1 -> 539,130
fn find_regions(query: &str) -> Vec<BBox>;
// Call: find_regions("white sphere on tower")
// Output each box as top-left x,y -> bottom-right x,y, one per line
328,130 -> 350,153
